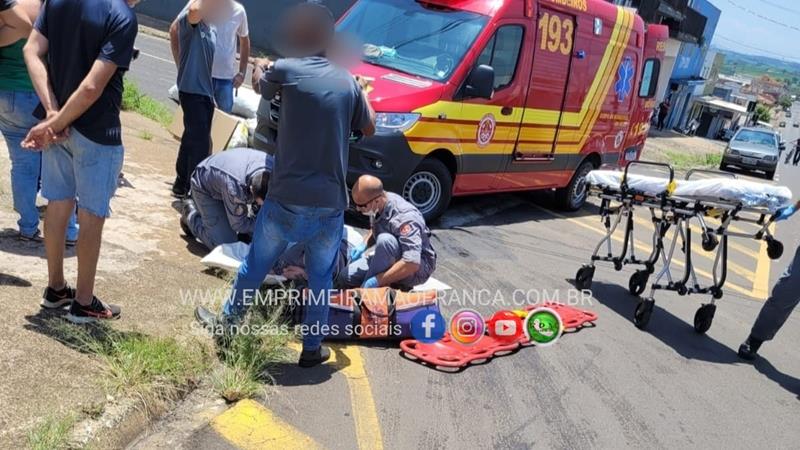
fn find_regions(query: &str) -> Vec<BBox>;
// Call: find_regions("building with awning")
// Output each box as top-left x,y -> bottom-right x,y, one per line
689,95 -> 751,139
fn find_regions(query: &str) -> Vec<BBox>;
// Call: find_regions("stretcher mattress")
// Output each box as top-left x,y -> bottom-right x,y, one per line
586,170 -> 793,211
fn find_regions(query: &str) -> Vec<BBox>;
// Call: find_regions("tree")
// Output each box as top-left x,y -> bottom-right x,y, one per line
753,104 -> 772,124
778,95 -> 792,110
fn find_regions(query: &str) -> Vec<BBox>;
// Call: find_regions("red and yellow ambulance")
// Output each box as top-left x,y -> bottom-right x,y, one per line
339,0 -> 668,220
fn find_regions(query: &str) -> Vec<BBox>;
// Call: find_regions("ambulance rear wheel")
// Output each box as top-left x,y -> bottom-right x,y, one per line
556,160 -> 595,211
402,158 -> 453,222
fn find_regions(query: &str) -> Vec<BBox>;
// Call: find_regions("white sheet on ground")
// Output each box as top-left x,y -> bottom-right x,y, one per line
200,225 -> 452,291
586,170 -> 793,211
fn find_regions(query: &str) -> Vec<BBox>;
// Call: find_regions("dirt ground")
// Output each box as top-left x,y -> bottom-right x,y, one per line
0,112 -> 226,447
641,128 -> 727,164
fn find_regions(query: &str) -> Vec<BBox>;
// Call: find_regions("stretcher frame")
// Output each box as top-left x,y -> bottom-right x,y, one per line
575,162 -> 786,333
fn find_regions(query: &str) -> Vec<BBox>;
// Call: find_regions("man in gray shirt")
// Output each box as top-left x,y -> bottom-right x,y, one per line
181,148 -> 273,250
195,2 -> 375,368
169,0 -> 219,198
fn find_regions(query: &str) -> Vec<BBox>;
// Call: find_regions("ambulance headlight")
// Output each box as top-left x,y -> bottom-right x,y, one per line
375,113 -> 420,133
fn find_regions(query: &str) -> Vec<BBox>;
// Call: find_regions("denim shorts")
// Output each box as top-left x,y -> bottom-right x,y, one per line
41,128 -> 124,218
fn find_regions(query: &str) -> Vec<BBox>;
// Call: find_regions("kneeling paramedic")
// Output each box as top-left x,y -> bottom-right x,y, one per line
342,175 -> 436,290
181,148 -> 273,250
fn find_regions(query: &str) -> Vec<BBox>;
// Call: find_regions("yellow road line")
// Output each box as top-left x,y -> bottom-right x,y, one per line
330,344 -> 384,450
626,215 -> 756,278
286,342 -> 384,450
531,204 -> 754,298
211,399 -> 320,450
751,225 -> 775,300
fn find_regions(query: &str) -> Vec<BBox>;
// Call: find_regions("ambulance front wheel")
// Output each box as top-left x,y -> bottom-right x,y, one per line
556,160 -> 596,211
402,158 -> 453,222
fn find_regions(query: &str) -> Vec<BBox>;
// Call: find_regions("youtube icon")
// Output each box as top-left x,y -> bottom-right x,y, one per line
486,311 -> 524,342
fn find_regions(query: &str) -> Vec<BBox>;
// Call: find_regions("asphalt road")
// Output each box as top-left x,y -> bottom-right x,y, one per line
129,32 -> 800,449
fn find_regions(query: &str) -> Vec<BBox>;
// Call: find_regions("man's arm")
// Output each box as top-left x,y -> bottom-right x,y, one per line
0,2 -> 32,46
250,58 -> 272,94
169,19 -> 180,68
23,29 -> 58,116
376,260 -> 420,286
22,59 -> 118,148
0,0 -> 34,46
234,35 -> 250,89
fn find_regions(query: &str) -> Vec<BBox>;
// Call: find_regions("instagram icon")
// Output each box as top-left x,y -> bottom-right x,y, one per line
449,309 -> 485,345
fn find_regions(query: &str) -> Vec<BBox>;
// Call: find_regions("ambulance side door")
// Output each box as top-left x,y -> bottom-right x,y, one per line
455,19 -> 531,192
502,6 -> 577,188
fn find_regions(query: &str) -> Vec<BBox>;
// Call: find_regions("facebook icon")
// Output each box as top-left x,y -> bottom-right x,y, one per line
410,310 -> 445,343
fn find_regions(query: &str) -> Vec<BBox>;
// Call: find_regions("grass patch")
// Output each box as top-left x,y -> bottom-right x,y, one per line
48,320 -> 209,409
211,289 -> 295,402
122,79 -> 173,127
664,151 -> 723,170
26,414 -> 77,450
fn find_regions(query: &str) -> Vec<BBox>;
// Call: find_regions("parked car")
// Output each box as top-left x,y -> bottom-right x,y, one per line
720,127 -> 780,180
779,121 -> 786,127
794,122 -> 799,128
787,111 -> 792,118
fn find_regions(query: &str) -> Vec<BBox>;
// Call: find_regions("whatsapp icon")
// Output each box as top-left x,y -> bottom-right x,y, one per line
524,308 -> 563,346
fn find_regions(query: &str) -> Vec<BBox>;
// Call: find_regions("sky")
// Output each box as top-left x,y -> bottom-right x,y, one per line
712,0 -> 800,62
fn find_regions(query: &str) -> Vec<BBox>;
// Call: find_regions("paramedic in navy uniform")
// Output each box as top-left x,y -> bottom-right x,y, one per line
342,175 -> 436,290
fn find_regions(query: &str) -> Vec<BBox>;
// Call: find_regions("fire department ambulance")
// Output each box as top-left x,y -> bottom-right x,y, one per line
339,0 -> 668,220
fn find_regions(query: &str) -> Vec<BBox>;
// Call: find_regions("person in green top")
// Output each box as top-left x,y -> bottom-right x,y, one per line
0,0 -> 77,244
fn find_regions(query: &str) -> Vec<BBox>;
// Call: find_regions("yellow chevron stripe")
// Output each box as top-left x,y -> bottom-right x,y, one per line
575,9 -> 634,149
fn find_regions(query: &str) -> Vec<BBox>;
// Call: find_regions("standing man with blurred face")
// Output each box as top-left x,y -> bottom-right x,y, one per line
173,0 -> 249,114
169,0 -> 219,199
22,0 -> 139,323
196,3 -> 376,368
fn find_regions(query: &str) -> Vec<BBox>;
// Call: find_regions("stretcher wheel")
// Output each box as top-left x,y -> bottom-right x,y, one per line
575,265 -> 595,290
676,284 -> 688,296
711,287 -> 723,300
613,260 -> 624,271
701,232 -> 718,252
766,238 -> 784,260
693,303 -> 716,334
634,298 -> 655,330
628,271 -> 649,296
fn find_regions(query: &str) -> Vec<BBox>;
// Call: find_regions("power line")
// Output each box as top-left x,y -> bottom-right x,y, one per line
724,0 -> 800,33
715,35 -> 800,62
760,0 -> 800,16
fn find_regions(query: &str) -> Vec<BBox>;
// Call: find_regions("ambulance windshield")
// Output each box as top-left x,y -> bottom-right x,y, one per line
338,0 -> 488,81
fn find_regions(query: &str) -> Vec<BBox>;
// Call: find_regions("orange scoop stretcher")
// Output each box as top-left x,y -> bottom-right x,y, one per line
399,303 -> 597,372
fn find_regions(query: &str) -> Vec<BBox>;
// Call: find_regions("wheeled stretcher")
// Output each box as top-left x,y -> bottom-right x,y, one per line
575,161 -> 793,332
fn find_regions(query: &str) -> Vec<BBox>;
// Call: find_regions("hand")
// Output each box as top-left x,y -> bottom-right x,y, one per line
233,72 -> 245,89
354,75 -> 373,92
776,204 -> 797,221
21,118 -> 67,150
349,243 -> 367,261
362,276 -> 379,289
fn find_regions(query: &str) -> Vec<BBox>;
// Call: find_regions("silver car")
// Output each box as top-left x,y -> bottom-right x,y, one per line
720,127 -> 780,180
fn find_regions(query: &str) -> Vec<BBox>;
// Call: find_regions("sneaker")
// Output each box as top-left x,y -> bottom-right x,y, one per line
171,185 -> 188,199
19,230 -> 43,243
66,297 -> 121,324
41,284 -> 76,309
737,336 -> 762,361
298,346 -> 331,368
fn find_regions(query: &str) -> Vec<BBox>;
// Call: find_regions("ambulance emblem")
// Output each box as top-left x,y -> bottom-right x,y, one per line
615,57 -> 634,103
477,113 -> 497,148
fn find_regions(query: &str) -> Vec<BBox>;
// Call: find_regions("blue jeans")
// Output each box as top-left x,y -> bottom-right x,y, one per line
223,199 -> 344,350
42,127 -> 124,219
0,90 -> 77,239
213,78 -> 234,114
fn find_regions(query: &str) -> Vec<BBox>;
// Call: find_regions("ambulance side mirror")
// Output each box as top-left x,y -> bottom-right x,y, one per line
464,65 -> 495,100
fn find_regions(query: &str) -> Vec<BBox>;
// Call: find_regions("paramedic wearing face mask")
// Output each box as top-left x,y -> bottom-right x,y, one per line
342,175 -> 437,290
738,200 -> 800,360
